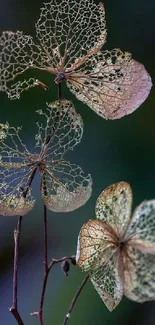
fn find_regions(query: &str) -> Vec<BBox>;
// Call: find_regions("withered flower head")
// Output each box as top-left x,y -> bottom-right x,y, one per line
0,100 -> 92,216
0,0 -> 152,119
76,182 -> 155,311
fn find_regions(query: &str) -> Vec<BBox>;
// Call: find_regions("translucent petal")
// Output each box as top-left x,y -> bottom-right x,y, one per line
6,78 -> 39,100
41,161 -> 92,212
67,49 -> 152,119
124,246 -> 155,302
0,31 -> 49,99
127,200 -> 155,253
76,219 -> 122,310
0,194 -> 35,216
35,99 -> 83,160
0,123 -> 35,216
90,254 -> 123,311
36,0 -> 106,69
76,219 -> 116,271
95,182 -> 132,235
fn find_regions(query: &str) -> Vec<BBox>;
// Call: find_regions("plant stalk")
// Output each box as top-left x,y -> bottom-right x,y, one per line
10,167 -> 37,324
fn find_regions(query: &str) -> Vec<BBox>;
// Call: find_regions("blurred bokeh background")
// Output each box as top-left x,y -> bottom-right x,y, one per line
0,0 -> 155,324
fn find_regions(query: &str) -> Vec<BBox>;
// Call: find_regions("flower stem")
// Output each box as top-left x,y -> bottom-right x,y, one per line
9,167 -> 37,325
58,82 -> 62,100
31,81 -> 64,324
62,275 -> 89,325
44,204 -> 48,273
9,216 -> 24,325
38,204 -> 48,325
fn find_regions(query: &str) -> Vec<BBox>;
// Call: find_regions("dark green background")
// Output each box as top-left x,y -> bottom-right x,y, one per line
0,0 -> 155,324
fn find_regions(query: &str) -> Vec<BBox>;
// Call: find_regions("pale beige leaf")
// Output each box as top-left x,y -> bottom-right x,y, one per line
67,49 -> 152,119
0,195 -> 35,216
76,218 -> 123,310
0,31 -> 49,99
95,181 -> 132,235
76,219 -> 115,271
41,161 -> 92,212
0,123 -> 36,216
35,99 -> 83,160
36,0 -> 106,69
124,246 -> 155,303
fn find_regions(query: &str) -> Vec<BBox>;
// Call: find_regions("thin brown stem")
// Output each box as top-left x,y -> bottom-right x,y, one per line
62,275 -> 89,325
9,216 -> 24,325
38,270 -> 49,325
43,205 -> 48,273
58,82 -> 62,100
31,82 -> 63,324
9,167 -> 37,325
38,204 -> 48,325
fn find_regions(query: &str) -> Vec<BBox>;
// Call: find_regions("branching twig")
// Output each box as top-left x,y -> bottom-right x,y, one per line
62,275 -> 89,325
30,255 -> 76,322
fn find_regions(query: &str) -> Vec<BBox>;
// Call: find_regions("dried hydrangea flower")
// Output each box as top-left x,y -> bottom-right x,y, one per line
76,181 -> 155,311
0,1 -> 152,119
0,100 -> 92,216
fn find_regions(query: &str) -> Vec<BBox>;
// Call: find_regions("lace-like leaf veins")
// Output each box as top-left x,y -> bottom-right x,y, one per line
76,182 -> 155,311
0,100 -> 92,216
0,0 -> 152,119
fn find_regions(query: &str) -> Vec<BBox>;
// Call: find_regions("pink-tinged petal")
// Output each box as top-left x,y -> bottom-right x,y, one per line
67,49 -> 152,119
76,219 -> 116,271
76,218 -> 123,311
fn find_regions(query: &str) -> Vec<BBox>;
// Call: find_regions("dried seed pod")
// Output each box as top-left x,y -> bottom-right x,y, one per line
61,260 -> 70,276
